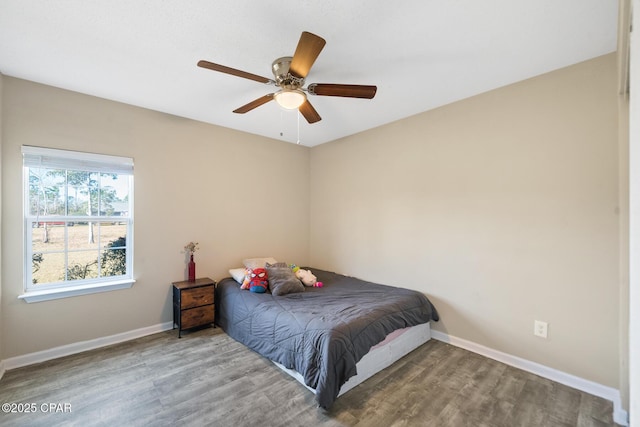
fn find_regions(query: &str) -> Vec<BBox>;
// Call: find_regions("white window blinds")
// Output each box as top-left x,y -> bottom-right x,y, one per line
22,146 -> 133,175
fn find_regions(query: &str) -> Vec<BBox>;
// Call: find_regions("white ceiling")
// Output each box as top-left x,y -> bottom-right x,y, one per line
0,1 -> 619,147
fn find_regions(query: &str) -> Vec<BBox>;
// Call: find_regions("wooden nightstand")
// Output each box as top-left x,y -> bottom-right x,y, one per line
172,277 -> 216,338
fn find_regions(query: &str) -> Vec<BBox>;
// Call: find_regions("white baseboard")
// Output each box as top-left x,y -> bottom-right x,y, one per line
431,330 -> 629,426
3,321 -> 174,371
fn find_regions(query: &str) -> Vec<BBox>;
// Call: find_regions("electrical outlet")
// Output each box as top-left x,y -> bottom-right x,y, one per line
534,320 -> 548,338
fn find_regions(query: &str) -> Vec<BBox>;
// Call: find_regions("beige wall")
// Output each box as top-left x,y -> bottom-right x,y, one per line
0,77 -> 310,358
310,54 -> 620,388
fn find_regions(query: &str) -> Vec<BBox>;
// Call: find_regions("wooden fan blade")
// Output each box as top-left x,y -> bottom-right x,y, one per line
233,94 -> 274,114
308,83 -> 377,99
197,60 -> 274,84
298,99 -> 322,124
289,32 -> 326,79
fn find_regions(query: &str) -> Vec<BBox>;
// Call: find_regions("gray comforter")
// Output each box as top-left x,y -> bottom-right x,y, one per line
215,268 -> 439,409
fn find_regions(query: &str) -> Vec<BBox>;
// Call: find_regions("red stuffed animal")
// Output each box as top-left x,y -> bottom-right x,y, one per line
246,268 -> 268,293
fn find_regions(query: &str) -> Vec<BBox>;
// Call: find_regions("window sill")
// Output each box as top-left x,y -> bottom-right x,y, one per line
18,279 -> 135,303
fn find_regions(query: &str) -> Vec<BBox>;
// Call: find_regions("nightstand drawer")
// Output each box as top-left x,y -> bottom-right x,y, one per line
181,306 -> 215,329
181,286 -> 214,309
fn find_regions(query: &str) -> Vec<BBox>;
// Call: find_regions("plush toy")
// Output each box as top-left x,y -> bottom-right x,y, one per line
242,268 -> 268,293
240,268 -> 251,289
294,268 -> 323,287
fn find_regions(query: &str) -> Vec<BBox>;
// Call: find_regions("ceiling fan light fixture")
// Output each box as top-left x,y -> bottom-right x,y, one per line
274,89 -> 306,110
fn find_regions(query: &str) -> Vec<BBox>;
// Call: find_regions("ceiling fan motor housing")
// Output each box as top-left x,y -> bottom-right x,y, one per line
272,56 -> 304,88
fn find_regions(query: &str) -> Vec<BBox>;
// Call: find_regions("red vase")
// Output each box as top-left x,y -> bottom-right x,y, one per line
188,254 -> 196,282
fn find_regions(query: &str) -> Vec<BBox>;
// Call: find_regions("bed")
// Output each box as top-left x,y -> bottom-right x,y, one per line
215,267 -> 439,409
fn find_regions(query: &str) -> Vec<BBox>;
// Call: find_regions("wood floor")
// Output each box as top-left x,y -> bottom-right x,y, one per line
0,327 -> 615,427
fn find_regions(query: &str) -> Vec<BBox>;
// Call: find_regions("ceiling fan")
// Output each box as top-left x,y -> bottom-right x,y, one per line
197,31 -> 377,124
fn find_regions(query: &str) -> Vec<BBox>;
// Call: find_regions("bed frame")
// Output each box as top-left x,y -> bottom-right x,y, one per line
273,322 -> 431,398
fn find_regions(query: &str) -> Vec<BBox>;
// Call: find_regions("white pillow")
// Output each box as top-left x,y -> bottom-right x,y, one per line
242,257 -> 278,269
229,268 -> 246,284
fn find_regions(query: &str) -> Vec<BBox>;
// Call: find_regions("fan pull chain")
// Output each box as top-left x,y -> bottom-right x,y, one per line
297,110 -> 301,144
277,110 -> 301,144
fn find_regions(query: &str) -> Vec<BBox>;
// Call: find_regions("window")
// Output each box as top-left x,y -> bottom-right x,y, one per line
21,146 -> 134,302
